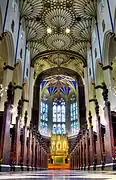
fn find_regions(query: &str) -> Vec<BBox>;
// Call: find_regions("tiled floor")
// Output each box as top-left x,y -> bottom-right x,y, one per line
0,170 -> 116,179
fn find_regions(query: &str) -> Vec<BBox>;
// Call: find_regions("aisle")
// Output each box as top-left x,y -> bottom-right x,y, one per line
0,170 -> 116,179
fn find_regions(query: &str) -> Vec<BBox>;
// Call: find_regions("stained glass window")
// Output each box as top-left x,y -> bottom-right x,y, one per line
40,101 -> 48,135
70,101 -> 79,134
52,98 -> 66,134
41,102 -> 48,121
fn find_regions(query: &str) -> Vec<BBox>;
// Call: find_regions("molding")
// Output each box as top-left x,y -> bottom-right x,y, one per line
3,65 -> 14,71
102,65 -> 112,71
89,98 -> 96,102
95,85 -> 103,89
14,85 -> 23,90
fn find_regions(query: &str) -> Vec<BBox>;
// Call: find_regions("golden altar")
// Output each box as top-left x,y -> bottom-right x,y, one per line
48,134 -> 70,169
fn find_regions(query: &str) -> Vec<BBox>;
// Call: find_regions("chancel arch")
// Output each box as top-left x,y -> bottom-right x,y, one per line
32,67 -> 86,136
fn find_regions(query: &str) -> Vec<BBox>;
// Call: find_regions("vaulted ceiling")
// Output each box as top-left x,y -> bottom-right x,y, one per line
20,0 -> 97,78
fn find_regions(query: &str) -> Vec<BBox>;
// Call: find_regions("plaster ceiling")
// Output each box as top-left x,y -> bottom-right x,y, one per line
20,0 -> 97,77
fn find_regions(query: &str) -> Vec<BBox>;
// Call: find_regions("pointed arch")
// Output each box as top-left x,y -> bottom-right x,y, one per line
102,30 -> 114,66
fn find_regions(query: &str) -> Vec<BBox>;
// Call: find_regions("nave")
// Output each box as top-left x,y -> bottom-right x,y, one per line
0,170 -> 116,180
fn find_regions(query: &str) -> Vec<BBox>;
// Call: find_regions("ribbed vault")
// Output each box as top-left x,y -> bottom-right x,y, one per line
20,0 -> 97,77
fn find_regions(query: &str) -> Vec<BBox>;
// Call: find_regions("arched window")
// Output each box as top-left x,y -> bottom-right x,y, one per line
40,101 -> 48,135
70,101 -> 79,135
52,98 -> 66,134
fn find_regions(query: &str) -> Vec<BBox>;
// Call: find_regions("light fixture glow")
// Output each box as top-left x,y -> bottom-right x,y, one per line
66,28 -> 70,34
47,27 -> 52,34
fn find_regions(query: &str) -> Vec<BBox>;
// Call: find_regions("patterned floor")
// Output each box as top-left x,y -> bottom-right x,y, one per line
0,170 -> 116,179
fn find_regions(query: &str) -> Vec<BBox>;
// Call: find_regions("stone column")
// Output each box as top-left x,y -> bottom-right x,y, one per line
102,83 -> 115,165
28,67 -> 34,127
84,65 -> 89,118
0,82 -> 14,167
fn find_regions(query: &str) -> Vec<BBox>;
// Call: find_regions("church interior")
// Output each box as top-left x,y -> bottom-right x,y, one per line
1,0 -> 116,179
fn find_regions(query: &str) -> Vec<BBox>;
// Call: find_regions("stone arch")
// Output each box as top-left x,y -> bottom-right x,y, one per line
0,31 -> 15,111
32,67 -> 86,133
102,30 -> 114,66
0,31 -> 14,85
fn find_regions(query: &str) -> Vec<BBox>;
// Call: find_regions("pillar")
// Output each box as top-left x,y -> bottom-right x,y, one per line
28,67 -> 34,127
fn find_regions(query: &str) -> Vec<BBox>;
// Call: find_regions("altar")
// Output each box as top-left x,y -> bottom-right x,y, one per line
48,134 -> 69,167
